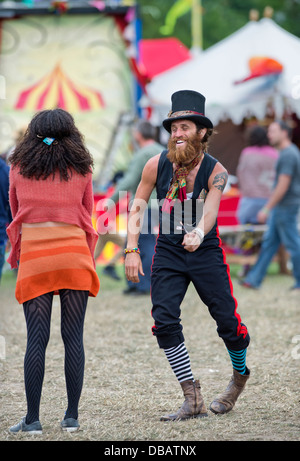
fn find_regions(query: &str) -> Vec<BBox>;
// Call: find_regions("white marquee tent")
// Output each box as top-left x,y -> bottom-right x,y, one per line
145,18 -> 300,127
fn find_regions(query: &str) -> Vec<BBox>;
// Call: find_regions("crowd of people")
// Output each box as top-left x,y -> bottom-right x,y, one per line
240,121 -> 300,290
2,116 -> 299,291
1,92 -> 300,432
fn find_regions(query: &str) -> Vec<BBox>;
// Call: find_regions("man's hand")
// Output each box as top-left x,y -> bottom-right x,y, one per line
125,253 -> 144,283
257,207 -> 269,224
182,230 -> 203,252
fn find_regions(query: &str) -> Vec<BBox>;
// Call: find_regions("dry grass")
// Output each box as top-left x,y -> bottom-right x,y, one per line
0,266 -> 299,442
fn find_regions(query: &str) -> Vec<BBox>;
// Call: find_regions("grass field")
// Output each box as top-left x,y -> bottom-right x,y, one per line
0,264 -> 299,442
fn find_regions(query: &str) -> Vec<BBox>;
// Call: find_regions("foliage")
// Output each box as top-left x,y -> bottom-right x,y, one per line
136,0 -> 300,49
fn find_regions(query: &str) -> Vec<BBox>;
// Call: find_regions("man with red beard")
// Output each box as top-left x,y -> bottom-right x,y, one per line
125,90 -> 250,421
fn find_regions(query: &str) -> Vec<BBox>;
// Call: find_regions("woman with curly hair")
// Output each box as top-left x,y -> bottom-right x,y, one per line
7,109 -> 100,434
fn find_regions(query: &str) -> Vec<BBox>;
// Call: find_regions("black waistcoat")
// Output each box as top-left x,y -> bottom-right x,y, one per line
155,150 -> 218,244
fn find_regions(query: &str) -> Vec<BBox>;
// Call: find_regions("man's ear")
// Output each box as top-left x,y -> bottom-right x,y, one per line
199,128 -> 207,139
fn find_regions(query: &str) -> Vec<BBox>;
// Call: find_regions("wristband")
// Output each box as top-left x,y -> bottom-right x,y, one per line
124,248 -> 140,255
261,207 -> 270,215
192,227 -> 204,242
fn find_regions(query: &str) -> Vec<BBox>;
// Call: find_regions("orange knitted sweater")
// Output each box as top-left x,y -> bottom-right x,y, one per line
7,166 -> 98,269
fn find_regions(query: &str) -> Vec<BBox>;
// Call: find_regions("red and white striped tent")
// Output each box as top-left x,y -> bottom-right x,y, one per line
15,63 -> 105,112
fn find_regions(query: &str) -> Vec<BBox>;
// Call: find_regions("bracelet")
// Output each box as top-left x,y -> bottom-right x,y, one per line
124,248 -> 140,255
192,227 -> 204,241
261,207 -> 270,215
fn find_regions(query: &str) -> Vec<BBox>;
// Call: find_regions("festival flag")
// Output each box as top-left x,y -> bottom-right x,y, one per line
160,0 -> 193,35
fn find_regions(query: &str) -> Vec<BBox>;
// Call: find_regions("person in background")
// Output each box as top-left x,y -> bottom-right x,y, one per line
94,172 -> 126,281
0,157 -> 12,282
236,126 -> 282,276
236,125 -> 278,224
7,109 -> 100,434
108,120 -> 164,296
241,120 -> 300,290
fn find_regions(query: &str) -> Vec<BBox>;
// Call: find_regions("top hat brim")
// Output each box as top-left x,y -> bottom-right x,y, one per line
162,113 -> 213,133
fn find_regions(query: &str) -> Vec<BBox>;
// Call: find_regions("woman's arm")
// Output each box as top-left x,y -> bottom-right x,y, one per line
9,168 -> 19,218
82,173 -> 94,216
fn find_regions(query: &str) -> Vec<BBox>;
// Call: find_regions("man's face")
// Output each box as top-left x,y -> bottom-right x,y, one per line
132,128 -> 142,147
267,122 -> 284,148
167,119 -> 206,164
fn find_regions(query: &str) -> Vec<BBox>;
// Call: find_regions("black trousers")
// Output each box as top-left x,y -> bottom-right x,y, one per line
151,235 -> 250,351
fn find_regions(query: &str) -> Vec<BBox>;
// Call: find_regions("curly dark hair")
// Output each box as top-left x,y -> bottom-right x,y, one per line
9,109 -> 94,181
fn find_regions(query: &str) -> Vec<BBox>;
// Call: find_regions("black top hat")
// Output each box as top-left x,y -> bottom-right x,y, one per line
162,90 -> 213,133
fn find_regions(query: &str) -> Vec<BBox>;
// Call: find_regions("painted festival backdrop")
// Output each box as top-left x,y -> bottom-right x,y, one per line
0,2 -> 139,181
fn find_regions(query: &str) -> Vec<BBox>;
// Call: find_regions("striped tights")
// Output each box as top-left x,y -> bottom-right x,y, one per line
23,289 -> 88,424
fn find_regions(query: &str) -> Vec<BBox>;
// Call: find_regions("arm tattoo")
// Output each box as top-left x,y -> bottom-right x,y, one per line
212,172 -> 228,192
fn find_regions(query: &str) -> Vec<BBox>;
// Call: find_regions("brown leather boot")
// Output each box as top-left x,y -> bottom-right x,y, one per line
209,367 -> 250,415
160,379 -> 208,421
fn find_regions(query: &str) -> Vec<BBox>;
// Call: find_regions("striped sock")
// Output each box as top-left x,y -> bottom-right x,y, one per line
227,348 -> 247,375
164,343 -> 194,383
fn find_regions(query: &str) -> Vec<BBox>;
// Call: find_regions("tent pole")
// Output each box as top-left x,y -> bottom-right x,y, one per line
191,0 -> 202,52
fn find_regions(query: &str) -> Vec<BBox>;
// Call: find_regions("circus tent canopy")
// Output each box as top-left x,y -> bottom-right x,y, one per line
145,18 -> 300,126
15,63 -> 105,112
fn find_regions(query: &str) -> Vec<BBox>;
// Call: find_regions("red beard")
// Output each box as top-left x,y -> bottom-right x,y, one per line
167,133 -> 203,164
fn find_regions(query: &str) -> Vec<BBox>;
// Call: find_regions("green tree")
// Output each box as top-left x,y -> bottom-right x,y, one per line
136,0 -> 300,49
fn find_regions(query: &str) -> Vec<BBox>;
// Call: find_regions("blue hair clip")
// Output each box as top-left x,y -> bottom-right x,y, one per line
43,137 -> 55,145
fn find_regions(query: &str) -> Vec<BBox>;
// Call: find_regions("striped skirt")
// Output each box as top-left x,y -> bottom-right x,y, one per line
15,222 -> 100,304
